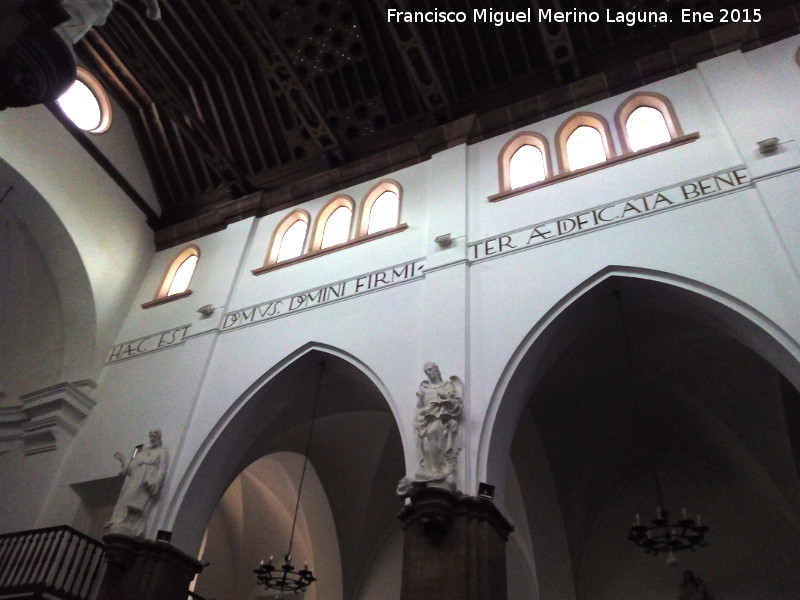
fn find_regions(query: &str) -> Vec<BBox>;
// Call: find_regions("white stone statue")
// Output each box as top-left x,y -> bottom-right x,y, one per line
105,429 -> 168,538
56,0 -> 162,45
398,362 -> 463,495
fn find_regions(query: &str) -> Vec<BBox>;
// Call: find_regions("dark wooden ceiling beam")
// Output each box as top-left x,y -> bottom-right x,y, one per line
369,0 -> 451,117
529,0 -> 581,84
82,29 -> 151,108
105,9 -> 252,200
185,0 -> 278,172
117,1 -> 261,183
157,0 -> 255,174
223,0 -> 345,163
352,0 -> 413,122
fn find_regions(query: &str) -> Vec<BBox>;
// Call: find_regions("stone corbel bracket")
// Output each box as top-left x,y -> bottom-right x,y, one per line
7,382 -> 97,455
398,485 -> 514,546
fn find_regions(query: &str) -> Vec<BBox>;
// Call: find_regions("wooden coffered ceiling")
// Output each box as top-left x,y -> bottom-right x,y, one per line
75,0 -> 800,247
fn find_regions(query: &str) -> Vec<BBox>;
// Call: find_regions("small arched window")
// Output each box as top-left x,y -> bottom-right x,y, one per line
556,113 -> 615,173
615,93 -> 683,154
358,180 -> 402,237
266,211 -> 311,265
311,196 -> 354,251
509,145 -> 546,189
626,107 -> 671,151
277,219 -> 308,262
566,126 -> 606,170
322,206 -> 352,248
498,132 -> 550,192
146,245 -> 199,307
167,254 -> 198,295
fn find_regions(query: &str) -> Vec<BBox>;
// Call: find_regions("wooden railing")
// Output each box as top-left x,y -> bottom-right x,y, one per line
0,525 -> 105,600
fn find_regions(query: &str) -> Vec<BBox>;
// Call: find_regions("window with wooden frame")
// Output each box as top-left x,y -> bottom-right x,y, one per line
498,132 -> 550,192
267,211 -> 311,264
615,92 -> 683,154
358,180 -> 402,237
143,245 -> 199,308
310,196 -> 354,251
556,112 -> 615,173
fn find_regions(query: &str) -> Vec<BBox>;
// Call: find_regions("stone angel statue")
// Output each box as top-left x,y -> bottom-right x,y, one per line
398,362 -> 464,496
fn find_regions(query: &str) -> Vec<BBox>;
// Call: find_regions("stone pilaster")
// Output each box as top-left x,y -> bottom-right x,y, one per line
96,534 -> 202,600
399,487 -> 513,600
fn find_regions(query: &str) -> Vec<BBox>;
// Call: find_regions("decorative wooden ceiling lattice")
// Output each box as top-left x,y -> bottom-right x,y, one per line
75,0 -> 800,242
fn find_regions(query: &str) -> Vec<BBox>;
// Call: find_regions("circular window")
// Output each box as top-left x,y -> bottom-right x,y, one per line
56,68 -> 111,134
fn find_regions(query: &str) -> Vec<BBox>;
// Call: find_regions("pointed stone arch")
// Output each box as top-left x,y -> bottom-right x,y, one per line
0,158 -> 97,395
479,265 -> 800,600
476,266 -> 800,600
480,265 -> 800,498
167,342 -> 405,599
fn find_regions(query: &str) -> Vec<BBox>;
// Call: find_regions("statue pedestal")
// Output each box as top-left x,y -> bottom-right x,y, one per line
398,487 -> 513,600
96,534 -> 202,600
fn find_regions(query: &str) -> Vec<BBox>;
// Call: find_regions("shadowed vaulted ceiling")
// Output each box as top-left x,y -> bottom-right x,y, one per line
74,0 -> 800,247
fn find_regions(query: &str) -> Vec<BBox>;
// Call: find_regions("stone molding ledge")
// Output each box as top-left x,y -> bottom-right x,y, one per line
398,486 -> 514,543
0,382 -> 96,455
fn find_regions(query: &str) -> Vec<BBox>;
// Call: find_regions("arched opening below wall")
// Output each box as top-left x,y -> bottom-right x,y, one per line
0,159 -> 96,404
487,273 -> 800,600
171,348 -> 405,600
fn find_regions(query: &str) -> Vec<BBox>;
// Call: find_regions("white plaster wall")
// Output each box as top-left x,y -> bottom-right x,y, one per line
3,34 -> 800,600
355,528 -> 403,600
0,104 -> 153,375
34,40 -> 800,536
38,333 -> 217,529
471,187 -> 800,493
74,60 -> 159,214
165,278 -> 425,517
116,217 -> 255,341
0,204 -> 64,404
467,69 -> 738,239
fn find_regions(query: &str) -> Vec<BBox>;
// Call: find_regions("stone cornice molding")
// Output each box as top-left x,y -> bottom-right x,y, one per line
0,382 -> 98,455
0,406 -> 29,453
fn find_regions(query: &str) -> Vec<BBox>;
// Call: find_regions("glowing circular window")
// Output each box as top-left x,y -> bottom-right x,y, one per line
57,68 -> 111,134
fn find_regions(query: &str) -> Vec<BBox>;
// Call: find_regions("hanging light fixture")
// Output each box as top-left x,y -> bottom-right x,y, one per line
628,451 -> 709,563
613,290 -> 710,563
253,361 -> 325,593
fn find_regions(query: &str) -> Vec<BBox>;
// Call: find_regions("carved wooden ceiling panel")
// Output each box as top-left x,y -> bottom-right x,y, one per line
74,0 -> 800,238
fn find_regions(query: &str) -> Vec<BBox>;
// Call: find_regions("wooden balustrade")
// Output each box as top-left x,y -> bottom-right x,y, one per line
0,525 -> 105,600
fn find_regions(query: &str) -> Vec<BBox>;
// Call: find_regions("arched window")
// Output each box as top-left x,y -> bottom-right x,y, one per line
498,132 -> 550,192
322,206 -> 352,247
566,126 -> 606,170
266,211 -> 311,264
311,196 -> 354,251
277,219 -> 308,262
510,146 -> 546,189
555,112 -> 615,173
148,245 -> 199,306
626,107 -> 671,151
615,92 -> 683,154
167,254 -> 198,295
358,180 -> 402,237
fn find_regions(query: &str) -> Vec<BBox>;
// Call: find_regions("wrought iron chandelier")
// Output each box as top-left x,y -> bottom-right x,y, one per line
628,504 -> 709,562
253,361 -> 325,594
613,290 -> 710,563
